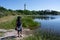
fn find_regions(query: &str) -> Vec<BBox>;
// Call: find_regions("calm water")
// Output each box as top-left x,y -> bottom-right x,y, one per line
34,15 -> 60,34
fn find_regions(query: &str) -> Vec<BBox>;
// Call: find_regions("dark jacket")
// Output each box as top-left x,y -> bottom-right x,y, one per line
16,21 -> 21,27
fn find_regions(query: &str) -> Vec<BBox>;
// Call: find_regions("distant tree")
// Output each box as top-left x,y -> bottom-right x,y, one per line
0,6 -> 7,12
51,11 -> 58,15
8,9 -> 13,12
31,10 -> 38,15
23,10 -> 32,15
16,10 -> 24,14
0,6 -> 60,17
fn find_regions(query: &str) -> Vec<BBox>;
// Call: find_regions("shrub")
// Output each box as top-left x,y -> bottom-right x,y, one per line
22,17 -> 40,30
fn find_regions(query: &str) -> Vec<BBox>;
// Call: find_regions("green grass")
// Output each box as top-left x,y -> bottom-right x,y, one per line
0,17 -> 16,29
22,17 -> 40,30
41,31 -> 60,40
23,36 -> 42,40
23,29 -> 60,40
0,32 -> 4,37
23,30 -> 42,40
0,16 -> 40,30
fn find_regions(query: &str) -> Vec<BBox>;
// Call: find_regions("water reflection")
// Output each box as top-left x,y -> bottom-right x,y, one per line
34,15 -> 60,35
35,16 -> 55,20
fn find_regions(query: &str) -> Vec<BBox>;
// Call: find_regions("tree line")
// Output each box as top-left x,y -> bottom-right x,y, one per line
0,6 -> 60,17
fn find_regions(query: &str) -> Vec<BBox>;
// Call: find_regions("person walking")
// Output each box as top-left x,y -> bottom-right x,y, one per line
15,16 -> 22,37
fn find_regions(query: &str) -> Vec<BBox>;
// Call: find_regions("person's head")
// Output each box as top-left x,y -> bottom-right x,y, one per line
17,16 -> 21,21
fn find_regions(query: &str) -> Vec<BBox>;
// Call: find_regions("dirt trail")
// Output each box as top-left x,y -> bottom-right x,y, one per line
0,28 -> 32,40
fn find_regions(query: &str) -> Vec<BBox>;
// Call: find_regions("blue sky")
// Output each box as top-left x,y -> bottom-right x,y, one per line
0,0 -> 60,11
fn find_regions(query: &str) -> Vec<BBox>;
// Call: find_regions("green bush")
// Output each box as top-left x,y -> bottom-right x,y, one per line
22,17 -> 40,30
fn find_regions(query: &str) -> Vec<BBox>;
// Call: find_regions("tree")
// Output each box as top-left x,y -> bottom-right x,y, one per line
0,6 -> 7,12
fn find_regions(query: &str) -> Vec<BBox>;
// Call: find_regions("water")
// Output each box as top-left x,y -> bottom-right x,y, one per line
34,15 -> 60,34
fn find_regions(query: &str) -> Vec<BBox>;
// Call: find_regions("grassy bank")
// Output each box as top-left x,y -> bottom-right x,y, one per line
0,19 -> 16,29
23,30 -> 42,40
22,27 -> 60,40
23,30 -> 60,40
0,16 -> 40,30
22,17 -> 40,30
41,31 -> 60,40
